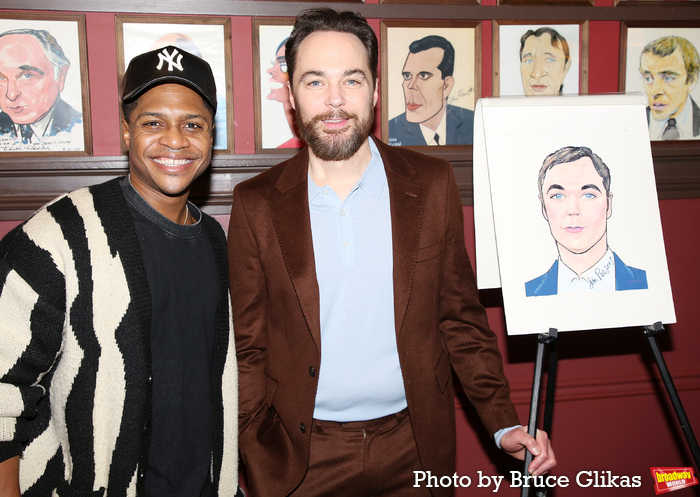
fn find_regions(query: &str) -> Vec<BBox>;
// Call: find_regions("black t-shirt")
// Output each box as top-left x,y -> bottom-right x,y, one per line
121,178 -> 218,497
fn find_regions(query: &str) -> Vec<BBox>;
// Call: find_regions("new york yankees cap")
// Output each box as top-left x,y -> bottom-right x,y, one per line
121,45 -> 217,112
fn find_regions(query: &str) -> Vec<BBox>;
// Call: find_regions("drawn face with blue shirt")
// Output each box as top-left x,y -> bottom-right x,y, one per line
540,156 -> 612,271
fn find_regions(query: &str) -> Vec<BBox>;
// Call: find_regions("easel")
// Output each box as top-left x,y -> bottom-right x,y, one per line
521,329 -> 558,497
520,322 -> 699,497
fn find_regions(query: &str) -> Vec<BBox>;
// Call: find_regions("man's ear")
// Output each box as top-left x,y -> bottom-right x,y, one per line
121,119 -> 131,150
607,193 -> 613,219
540,195 -> 549,221
563,58 -> 572,78
443,76 -> 455,99
373,78 -> 379,107
288,83 -> 296,110
57,64 -> 70,92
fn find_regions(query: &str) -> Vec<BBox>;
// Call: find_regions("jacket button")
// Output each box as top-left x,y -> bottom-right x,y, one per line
143,422 -> 150,436
300,423 -> 306,433
309,366 -> 315,377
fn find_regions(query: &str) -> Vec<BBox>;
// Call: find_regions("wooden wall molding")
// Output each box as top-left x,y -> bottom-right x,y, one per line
1,145 -> 697,220
4,1 -> 699,21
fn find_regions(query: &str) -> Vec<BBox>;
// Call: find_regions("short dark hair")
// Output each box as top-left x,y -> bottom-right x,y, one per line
408,35 -> 455,79
640,36 -> 700,85
538,146 -> 611,199
285,8 -> 378,86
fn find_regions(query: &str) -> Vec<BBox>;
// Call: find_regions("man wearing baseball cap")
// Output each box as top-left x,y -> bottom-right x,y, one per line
0,46 -> 240,497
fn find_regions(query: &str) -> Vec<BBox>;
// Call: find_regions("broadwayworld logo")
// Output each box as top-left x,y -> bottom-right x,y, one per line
651,467 -> 698,494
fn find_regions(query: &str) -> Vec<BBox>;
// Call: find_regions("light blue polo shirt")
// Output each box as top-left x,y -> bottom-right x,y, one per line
309,139 -> 407,421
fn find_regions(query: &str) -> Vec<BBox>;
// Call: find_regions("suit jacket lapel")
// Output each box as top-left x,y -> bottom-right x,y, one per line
270,149 -> 322,348
374,138 -> 424,336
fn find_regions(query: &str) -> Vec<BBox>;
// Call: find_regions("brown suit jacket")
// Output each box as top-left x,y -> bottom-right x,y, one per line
228,137 -> 519,497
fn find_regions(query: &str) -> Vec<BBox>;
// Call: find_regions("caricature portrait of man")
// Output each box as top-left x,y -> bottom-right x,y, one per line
520,27 -> 572,96
525,146 -> 648,297
388,35 -> 474,146
639,35 -> 700,141
266,36 -> 302,148
0,28 -> 82,148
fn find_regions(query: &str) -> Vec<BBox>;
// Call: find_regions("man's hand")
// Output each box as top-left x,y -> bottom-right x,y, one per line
500,427 -> 556,476
0,455 -> 21,497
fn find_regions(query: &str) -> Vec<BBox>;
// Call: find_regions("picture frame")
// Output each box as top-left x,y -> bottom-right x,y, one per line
116,15 -> 234,154
380,0 -> 477,5
620,22 -> 700,142
0,12 -> 92,156
493,20 -> 589,98
615,0 -> 688,5
380,20 -> 481,149
498,0 -> 592,5
252,18 -> 303,153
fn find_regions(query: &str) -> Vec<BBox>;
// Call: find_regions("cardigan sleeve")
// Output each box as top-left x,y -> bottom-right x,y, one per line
0,218 -> 67,462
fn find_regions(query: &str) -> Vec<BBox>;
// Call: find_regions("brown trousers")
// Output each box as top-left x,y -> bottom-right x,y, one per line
290,409 -> 433,497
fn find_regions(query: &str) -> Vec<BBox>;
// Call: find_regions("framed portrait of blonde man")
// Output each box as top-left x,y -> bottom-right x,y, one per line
0,12 -> 92,156
493,20 -> 589,98
621,22 -> 700,142
380,20 -> 480,149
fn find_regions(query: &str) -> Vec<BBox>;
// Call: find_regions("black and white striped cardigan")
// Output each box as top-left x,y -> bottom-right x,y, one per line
0,178 -> 238,496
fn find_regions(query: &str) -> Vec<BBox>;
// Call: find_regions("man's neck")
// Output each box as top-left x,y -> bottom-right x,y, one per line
128,175 -> 191,224
558,237 -> 608,276
308,137 -> 372,201
670,95 -> 691,120
419,103 -> 447,132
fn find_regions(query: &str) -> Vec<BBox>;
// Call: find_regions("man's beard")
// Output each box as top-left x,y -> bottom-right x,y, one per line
296,105 -> 374,161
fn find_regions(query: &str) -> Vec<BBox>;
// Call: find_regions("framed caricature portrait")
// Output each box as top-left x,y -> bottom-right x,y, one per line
381,20 -> 480,149
621,23 -> 700,142
493,21 -> 589,98
0,12 -> 91,156
474,95 -> 675,335
116,15 -> 233,154
252,18 -> 303,153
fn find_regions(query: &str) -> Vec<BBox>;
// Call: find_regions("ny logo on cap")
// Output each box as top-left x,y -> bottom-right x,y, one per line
156,48 -> 184,72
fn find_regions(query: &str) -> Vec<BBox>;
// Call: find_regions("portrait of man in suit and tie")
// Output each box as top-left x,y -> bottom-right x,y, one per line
387,34 -> 474,147
0,28 -> 83,151
639,35 -> 700,141
525,145 -> 648,297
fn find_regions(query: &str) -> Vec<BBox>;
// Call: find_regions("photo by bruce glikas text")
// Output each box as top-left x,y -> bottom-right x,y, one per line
413,470 -> 642,491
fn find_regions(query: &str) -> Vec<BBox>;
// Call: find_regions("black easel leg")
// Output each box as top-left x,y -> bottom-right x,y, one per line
543,330 -> 559,436
521,329 -> 557,497
535,330 -> 558,497
644,322 -> 700,471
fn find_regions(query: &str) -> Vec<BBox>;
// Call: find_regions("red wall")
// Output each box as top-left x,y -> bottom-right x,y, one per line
1,5 -> 699,497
